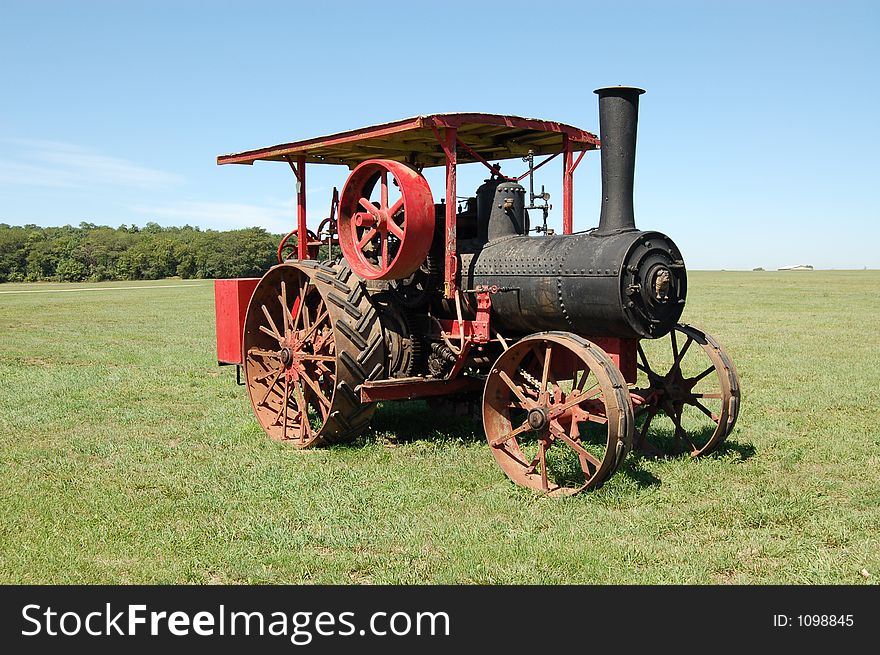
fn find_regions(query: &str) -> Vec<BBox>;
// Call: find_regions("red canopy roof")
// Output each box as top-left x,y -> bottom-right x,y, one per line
217,113 -> 599,169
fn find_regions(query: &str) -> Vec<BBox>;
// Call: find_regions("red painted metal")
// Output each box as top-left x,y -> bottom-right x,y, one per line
438,319 -> 488,343
359,376 -> 484,403
587,336 -> 638,384
277,228 -> 320,262
562,134 -> 573,234
475,290 -> 491,341
438,289 -> 493,344
284,156 -> 310,260
214,277 -> 260,365
515,151 -> 561,183
454,137 -> 514,181
337,159 -> 435,280
297,155 -> 307,260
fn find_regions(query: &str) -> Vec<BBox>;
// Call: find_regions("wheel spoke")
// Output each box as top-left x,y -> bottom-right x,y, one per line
387,219 -> 404,239
380,171 -> 389,209
380,232 -> 389,270
635,405 -> 658,449
301,296 -> 311,334
388,197 -> 404,217
669,407 -> 698,453
575,368 -> 591,392
280,281 -> 291,337
538,441 -> 548,491
689,365 -> 716,384
299,370 -> 332,412
292,284 -> 308,332
669,335 -> 694,375
358,197 -> 380,217
254,365 -> 281,383
260,304 -> 283,342
549,422 -> 601,469
489,419 -> 533,447
299,306 -> 329,344
539,344 -> 552,405
248,348 -> 280,359
637,343 -> 656,377
299,354 -> 335,362
358,227 -> 377,249
273,376 -> 290,424
292,380 -> 310,442
498,370 -> 532,408
548,386 -> 602,418
690,398 -> 720,423
258,368 -> 284,406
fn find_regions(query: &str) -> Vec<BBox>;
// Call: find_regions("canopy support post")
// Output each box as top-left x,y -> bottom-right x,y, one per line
285,155 -> 309,260
432,125 -> 458,299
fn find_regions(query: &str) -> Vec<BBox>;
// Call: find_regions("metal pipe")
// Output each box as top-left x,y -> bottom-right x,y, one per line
593,86 -> 645,236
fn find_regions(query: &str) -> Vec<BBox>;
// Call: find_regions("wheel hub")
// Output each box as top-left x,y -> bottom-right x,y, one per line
527,407 -> 549,430
280,347 -> 293,367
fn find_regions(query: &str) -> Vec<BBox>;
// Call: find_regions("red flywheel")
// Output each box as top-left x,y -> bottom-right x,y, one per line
338,159 -> 434,280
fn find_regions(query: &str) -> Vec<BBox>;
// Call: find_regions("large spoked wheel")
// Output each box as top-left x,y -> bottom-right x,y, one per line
337,159 -> 434,280
483,332 -> 634,496
242,261 -> 386,447
632,324 -> 740,457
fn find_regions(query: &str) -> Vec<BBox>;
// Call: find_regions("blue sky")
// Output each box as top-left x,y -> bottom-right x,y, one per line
1,0 -> 877,269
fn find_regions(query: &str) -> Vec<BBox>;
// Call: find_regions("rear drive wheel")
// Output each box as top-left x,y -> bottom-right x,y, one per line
242,261 -> 386,446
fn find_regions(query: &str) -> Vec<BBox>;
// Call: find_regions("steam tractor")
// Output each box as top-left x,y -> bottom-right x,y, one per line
214,87 -> 740,495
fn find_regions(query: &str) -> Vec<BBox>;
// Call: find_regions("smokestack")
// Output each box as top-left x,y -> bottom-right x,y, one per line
593,86 -> 645,235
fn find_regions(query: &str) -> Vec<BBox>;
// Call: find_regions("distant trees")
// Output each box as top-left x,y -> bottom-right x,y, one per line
0,223 -> 280,282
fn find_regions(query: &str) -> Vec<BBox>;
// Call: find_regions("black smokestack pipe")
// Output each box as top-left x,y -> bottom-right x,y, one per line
593,86 -> 645,235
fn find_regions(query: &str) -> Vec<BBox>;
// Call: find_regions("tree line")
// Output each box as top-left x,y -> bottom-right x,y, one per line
0,222 -> 281,282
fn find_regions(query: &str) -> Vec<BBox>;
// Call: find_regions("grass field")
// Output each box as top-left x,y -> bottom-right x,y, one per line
0,272 -> 878,584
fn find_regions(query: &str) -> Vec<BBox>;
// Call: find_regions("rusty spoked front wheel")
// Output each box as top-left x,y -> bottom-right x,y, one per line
632,324 -> 740,457
242,261 -> 386,447
483,332 -> 634,496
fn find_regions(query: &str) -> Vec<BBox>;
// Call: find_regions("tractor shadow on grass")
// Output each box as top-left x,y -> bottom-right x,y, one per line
631,417 -> 756,464
358,401 -> 753,490
361,400 -> 486,445
712,439 -> 756,461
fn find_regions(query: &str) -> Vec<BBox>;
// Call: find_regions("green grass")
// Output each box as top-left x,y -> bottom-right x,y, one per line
0,271 -> 878,584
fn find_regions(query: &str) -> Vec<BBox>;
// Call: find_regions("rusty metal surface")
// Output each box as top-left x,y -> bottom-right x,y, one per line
631,323 -> 740,457
241,261 -> 385,446
217,113 -> 598,169
438,127 -> 458,298
482,332 -> 634,496
359,376 -> 483,403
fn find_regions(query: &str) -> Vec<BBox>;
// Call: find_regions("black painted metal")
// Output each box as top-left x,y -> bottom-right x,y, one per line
475,175 -> 503,242
465,230 -> 686,339
593,86 -> 645,236
487,182 -> 529,241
